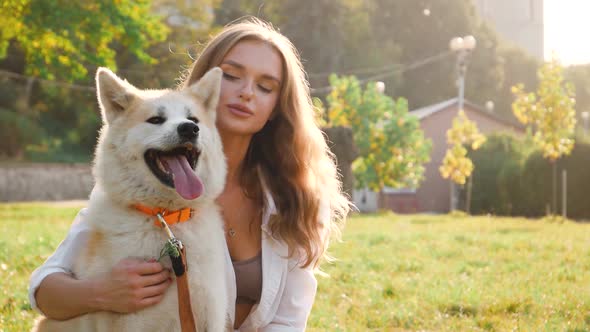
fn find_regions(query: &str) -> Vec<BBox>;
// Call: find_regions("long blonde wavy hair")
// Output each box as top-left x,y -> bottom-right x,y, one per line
182,17 -> 350,268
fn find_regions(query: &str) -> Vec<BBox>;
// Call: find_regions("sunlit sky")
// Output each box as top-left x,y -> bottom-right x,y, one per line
544,0 -> 590,65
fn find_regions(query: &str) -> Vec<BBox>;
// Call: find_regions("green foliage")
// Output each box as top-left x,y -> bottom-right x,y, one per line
511,60 -> 578,214
512,60 -> 577,162
218,0 -> 537,122
518,150 -> 552,216
124,0 -> 222,87
326,74 -> 431,190
466,133 -> 531,215
0,0 -> 227,162
312,97 -> 328,127
467,134 -> 590,220
565,64 -> 590,121
158,239 -> 180,262
0,0 -> 169,81
0,107 -> 43,158
558,143 -> 590,219
10,80 -> 100,162
519,144 -> 590,219
214,0 -> 403,95
495,46 -> 539,121
0,0 -> 555,164
366,0 -> 506,111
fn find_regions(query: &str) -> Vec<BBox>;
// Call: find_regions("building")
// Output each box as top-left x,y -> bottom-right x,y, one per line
412,98 -> 524,212
364,98 -> 525,214
472,0 -> 544,60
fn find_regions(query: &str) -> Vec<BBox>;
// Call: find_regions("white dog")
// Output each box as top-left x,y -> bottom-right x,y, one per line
33,67 -> 229,331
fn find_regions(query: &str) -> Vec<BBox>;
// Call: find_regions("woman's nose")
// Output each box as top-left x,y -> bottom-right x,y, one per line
239,80 -> 254,101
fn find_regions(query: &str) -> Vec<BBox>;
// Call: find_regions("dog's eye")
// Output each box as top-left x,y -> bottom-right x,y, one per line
146,116 -> 166,125
187,117 -> 199,124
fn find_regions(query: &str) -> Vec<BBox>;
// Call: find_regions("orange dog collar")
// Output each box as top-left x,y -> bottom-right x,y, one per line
132,204 -> 193,227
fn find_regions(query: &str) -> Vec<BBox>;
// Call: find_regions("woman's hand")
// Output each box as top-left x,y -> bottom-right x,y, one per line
35,258 -> 172,320
92,258 -> 173,313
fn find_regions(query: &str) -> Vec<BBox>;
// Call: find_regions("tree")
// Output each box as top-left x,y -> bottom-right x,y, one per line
0,0 -> 227,161
466,133 -> 530,216
0,0 -> 169,81
439,110 -> 486,211
366,0 -> 504,110
512,59 -> 577,214
440,110 -> 486,184
116,0 -> 222,88
213,0 -> 403,95
494,45 -> 540,120
211,0 -> 539,121
325,74 -> 431,191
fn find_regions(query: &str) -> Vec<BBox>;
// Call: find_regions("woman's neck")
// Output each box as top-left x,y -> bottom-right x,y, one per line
221,133 -> 252,186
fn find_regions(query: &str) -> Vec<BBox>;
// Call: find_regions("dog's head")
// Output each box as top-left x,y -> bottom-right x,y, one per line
93,67 -> 226,208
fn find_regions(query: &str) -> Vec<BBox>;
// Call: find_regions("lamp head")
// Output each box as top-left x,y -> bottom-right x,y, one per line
375,81 -> 385,94
449,37 -> 464,51
463,35 -> 477,50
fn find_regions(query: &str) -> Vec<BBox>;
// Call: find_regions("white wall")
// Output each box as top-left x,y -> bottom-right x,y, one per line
0,163 -> 94,201
352,187 -> 378,213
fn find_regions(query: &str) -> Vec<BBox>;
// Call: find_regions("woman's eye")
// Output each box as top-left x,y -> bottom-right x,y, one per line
258,85 -> 272,93
222,72 -> 238,81
146,116 -> 166,124
187,116 -> 199,124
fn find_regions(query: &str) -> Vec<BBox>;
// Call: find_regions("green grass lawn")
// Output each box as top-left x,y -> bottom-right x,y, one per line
1,204 -> 589,331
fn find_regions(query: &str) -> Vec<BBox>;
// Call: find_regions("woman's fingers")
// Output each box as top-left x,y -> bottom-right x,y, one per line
137,293 -> 166,310
133,261 -> 167,276
139,269 -> 172,287
139,278 -> 173,299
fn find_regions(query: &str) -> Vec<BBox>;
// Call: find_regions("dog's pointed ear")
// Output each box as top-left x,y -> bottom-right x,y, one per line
96,67 -> 138,124
188,67 -> 222,114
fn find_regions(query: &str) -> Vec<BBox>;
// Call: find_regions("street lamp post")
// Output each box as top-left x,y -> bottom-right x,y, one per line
582,111 -> 589,140
449,35 -> 476,112
448,35 -> 476,212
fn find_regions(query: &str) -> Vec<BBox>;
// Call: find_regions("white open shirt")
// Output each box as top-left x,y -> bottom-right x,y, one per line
29,187 -> 323,331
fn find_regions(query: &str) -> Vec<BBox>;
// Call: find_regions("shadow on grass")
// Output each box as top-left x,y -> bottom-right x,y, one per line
495,227 -> 539,234
439,303 -> 478,317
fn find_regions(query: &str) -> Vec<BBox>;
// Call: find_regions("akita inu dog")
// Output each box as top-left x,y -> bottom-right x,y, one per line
33,67 -> 229,331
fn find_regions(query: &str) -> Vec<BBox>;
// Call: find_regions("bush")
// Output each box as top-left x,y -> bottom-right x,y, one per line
517,144 -> 590,219
558,143 -> 590,220
466,133 -> 590,220
0,108 -> 43,159
517,151 -> 552,217
496,155 -> 522,214
465,133 -> 528,215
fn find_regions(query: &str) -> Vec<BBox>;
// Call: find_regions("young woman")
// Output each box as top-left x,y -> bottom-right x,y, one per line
29,18 -> 350,331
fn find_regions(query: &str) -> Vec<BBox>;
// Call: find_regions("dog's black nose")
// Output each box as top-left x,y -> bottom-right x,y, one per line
177,122 -> 199,141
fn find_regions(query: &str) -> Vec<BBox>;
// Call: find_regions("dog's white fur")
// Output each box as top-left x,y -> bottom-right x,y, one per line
33,67 -> 229,331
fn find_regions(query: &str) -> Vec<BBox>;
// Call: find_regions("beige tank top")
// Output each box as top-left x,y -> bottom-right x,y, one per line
232,251 -> 263,304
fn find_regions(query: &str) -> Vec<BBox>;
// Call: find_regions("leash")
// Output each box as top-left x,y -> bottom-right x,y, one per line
157,213 -> 197,332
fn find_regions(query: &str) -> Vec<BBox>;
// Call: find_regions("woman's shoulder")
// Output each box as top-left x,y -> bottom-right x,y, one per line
56,208 -> 93,242
70,208 -> 91,231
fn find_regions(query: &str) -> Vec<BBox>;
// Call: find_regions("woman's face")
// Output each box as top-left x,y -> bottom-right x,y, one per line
216,40 -> 283,138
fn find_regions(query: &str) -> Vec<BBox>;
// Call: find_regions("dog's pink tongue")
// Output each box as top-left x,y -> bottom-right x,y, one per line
162,155 -> 203,200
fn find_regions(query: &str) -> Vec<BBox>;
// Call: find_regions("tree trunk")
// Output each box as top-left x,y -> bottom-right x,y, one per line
466,175 -> 473,214
552,160 -> 557,215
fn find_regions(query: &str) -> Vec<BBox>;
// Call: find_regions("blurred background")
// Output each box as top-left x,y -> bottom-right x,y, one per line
1,0 -> 589,220
2,2 -> 590,331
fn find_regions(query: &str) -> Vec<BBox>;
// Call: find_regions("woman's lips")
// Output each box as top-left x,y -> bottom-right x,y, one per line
227,104 -> 254,117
